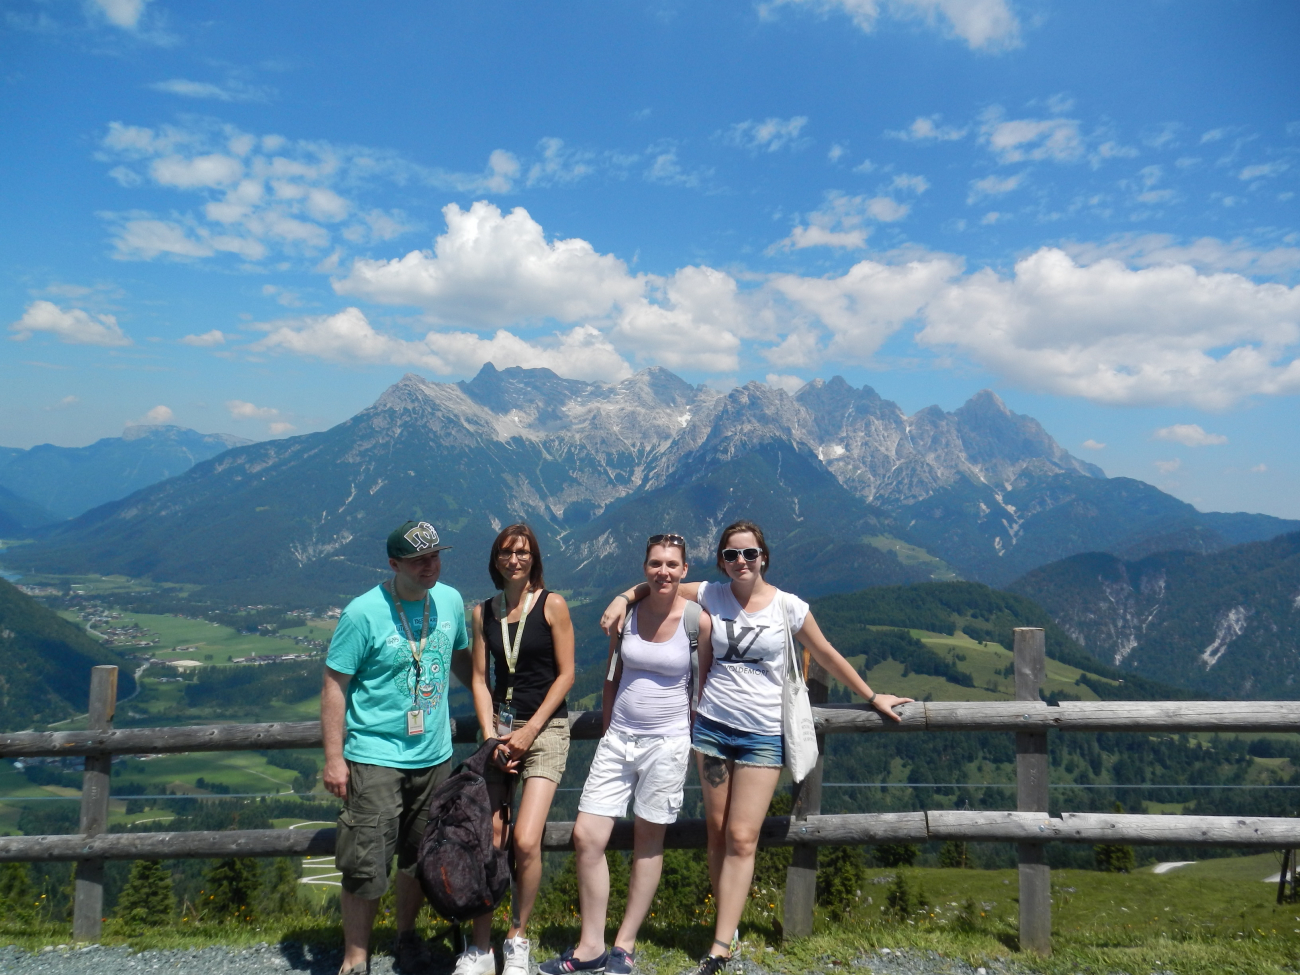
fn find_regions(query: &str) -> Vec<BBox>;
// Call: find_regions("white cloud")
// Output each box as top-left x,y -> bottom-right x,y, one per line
967,172 -> 1023,203
181,329 -> 226,347
44,395 -> 80,411
333,201 -> 643,325
1240,161 -> 1289,181
1081,439 -> 1105,450
226,399 -> 296,435
250,307 -> 633,382
1154,459 -> 1181,474
1153,424 -> 1228,447
1251,463 -> 1268,473
1061,234 -> 1300,278
96,119 -> 496,264
140,404 -> 173,424
828,143 -> 847,162
918,247 -> 1300,408
979,110 -> 1084,164
980,211 -> 1003,225
722,117 -> 810,154
8,300 -> 132,346
891,173 -> 930,194
88,0 -> 150,30
766,373 -> 806,395
642,146 -> 709,188
1141,122 -> 1183,149
149,78 -> 272,103
526,138 -> 596,186
887,115 -> 969,142
612,267 -> 748,373
764,0 -> 1021,51
226,400 -> 280,420
773,191 -> 913,251
768,254 -> 961,363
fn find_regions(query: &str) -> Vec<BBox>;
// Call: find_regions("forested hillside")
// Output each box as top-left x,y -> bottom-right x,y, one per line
1010,532 -> 1300,698
0,579 -> 135,730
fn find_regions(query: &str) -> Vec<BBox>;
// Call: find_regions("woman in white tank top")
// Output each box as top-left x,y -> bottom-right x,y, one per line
539,534 -> 712,975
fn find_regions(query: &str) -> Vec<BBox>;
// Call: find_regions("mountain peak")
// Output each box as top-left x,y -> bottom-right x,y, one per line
953,391 -> 1103,480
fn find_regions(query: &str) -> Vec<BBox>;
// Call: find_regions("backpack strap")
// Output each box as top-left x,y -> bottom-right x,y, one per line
606,610 -> 633,682
683,601 -> 702,715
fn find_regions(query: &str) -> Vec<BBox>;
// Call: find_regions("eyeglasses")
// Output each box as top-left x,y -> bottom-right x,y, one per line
647,533 -> 686,547
496,549 -> 533,562
721,547 -> 762,563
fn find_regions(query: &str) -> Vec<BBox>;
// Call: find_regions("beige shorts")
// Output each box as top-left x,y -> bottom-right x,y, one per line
488,715 -> 570,784
335,758 -> 451,900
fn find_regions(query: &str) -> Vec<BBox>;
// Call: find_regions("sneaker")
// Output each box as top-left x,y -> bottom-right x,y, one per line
538,946 -> 608,973
685,955 -> 728,975
502,935 -> 532,975
605,946 -> 634,974
395,931 -> 429,973
452,947 -> 495,975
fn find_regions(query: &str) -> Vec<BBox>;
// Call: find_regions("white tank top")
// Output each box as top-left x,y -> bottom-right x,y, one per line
608,604 -> 691,737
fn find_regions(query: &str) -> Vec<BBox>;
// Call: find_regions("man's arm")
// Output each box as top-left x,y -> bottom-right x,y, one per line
321,666 -> 352,798
450,645 -> 473,689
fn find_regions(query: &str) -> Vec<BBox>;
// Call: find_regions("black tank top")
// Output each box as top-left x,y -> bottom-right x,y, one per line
483,590 -> 567,722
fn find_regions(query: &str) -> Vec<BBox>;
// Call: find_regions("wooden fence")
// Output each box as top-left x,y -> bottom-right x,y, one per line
3,630 -> 1300,956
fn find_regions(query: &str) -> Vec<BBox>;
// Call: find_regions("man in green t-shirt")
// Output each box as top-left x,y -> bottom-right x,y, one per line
323,520 -> 472,975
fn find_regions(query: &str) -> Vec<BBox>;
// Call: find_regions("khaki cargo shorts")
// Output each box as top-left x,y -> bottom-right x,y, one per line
487,715 -> 570,784
335,758 -> 451,900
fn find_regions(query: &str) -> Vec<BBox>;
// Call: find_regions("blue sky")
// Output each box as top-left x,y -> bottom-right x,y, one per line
3,0 -> 1299,516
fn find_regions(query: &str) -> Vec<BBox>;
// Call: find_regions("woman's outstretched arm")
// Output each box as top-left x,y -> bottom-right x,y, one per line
599,580 -> 702,635
795,610 -> 913,723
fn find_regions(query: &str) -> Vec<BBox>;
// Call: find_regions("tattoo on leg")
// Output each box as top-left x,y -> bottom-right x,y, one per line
702,756 -> 729,787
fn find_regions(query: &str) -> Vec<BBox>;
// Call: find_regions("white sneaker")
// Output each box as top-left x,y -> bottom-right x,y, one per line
453,947 -> 495,975
502,935 -> 532,975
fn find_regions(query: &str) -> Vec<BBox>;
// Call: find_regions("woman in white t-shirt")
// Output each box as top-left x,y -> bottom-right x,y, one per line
599,520 -> 912,975
541,533 -> 712,975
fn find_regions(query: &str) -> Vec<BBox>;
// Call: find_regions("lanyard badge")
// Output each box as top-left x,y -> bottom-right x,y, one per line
389,581 -> 433,736
495,589 -> 536,735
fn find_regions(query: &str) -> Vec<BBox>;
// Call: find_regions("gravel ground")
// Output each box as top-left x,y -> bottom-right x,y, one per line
0,943 -> 1025,975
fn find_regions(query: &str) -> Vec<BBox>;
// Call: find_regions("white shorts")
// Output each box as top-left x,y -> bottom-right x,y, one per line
577,730 -> 691,825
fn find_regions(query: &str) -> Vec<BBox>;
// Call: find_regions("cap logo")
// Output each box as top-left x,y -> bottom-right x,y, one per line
404,522 -> 440,552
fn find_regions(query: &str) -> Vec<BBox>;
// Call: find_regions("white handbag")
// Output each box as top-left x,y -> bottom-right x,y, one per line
779,592 -> 820,783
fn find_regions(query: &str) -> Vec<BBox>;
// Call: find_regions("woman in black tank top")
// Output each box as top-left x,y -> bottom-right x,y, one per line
465,524 -> 575,975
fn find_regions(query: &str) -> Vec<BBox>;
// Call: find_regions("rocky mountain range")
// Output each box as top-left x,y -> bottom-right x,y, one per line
9,365 -> 1297,606
1010,532 -> 1300,698
0,424 -> 251,525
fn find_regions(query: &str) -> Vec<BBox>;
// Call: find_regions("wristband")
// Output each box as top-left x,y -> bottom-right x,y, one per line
616,593 -> 632,603
866,690 -> 877,705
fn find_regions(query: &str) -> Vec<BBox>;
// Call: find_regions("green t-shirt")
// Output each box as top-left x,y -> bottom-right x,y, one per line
326,581 -> 469,769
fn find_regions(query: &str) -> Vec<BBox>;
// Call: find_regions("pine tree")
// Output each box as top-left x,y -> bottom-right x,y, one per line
816,845 -> 866,920
206,857 -> 261,920
938,841 -> 969,868
116,860 -> 175,929
259,857 -> 301,917
0,861 -> 38,923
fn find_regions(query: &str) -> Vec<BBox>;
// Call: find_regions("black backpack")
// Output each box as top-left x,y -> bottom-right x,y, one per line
417,738 -> 515,922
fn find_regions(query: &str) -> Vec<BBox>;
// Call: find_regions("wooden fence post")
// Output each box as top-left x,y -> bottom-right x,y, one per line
1014,628 -> 1050,956
73,665 -> 117,942
782,653 -> 827,939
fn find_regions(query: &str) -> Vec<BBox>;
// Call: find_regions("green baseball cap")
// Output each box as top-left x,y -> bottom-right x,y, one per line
387,520 -> 453,559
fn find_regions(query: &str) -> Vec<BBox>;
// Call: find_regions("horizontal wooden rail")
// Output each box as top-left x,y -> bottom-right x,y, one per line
5,810 -> 1300,862
5,701 -> 1298,758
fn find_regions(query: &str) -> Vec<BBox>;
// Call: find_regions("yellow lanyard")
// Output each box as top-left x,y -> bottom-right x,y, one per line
388,581 -> 431,703
498,589 -> 536,703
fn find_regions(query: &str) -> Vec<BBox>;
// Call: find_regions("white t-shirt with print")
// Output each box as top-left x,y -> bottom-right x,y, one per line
695,580 -> 809,737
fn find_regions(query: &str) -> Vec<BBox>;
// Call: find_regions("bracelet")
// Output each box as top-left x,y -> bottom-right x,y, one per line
866,690 -> 877,705
616,593 -> 632,603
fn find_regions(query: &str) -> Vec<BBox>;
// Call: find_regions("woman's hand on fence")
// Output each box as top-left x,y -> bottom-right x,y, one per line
323,756 -> 349,798
870,693 -> 914,723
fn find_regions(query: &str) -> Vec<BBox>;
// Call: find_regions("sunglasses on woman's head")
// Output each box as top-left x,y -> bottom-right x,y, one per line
721,547 -> 761,563
647,533 -> 686,546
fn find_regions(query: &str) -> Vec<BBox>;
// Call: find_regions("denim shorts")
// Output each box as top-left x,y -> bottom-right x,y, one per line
691,713 -> 784,768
